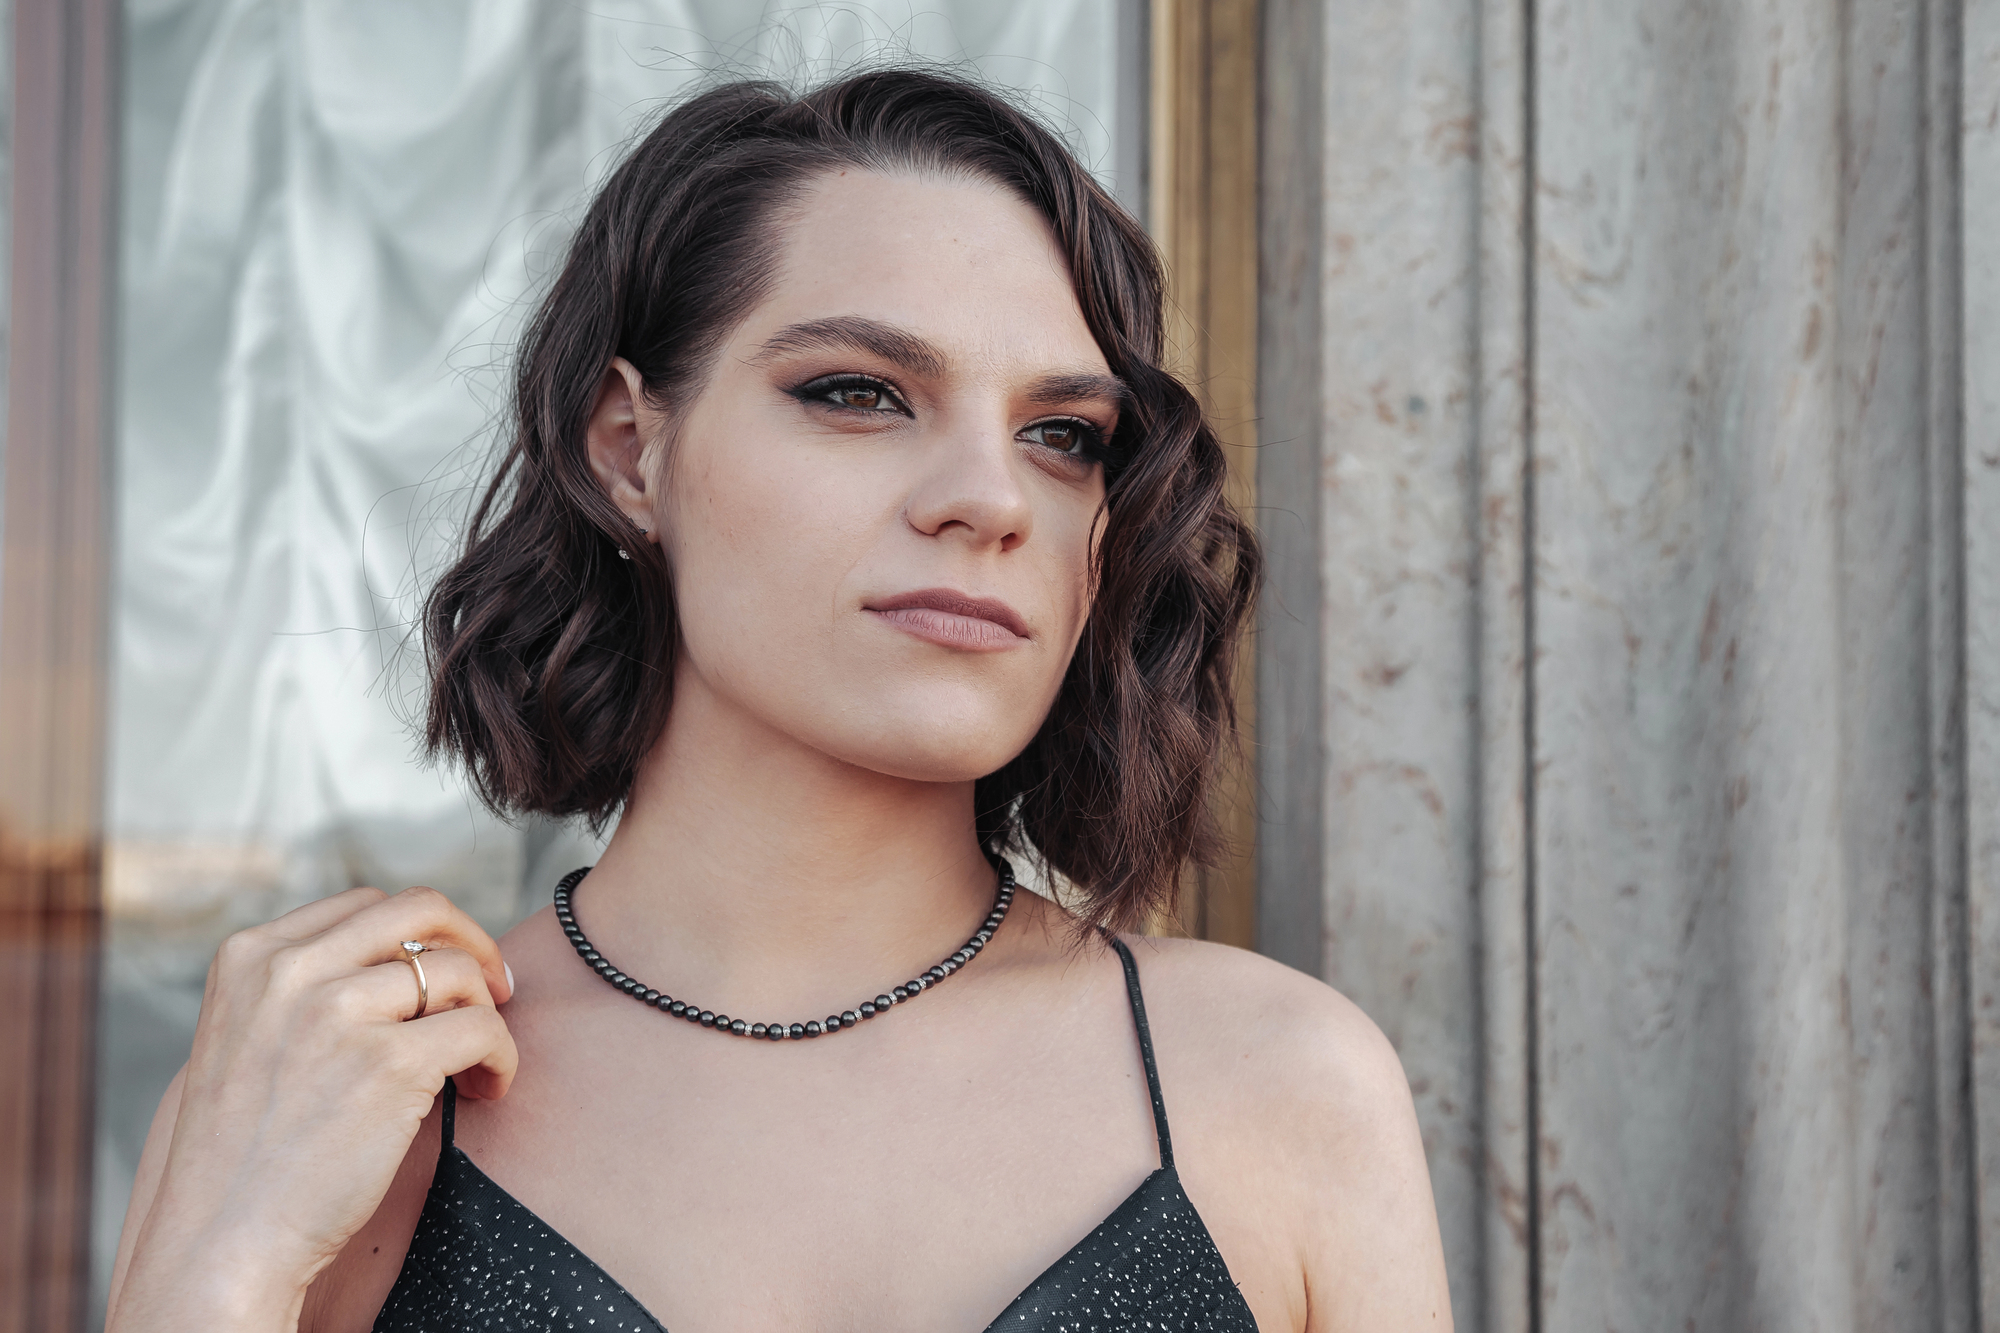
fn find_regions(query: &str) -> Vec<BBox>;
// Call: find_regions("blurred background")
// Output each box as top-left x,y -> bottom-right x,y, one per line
1,1 -> 1995,1330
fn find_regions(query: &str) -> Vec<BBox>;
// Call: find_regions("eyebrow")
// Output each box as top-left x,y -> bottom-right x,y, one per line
1023,371 -> 1133,415
750,316 -> 948,378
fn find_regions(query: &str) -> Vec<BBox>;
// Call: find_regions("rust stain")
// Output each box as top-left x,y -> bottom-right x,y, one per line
1425,113 -> 1476,162
1698,590 -> 1722,663
1364,659 -> 1413,688
1370,377 -> 1397,424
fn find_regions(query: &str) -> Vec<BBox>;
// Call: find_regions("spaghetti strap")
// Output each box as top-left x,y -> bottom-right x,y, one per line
440,1077 -> 457,1153
1108,936 -> 1174,1170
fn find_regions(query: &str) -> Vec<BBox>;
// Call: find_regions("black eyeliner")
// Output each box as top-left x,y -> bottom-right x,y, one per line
785,371 -> 913,416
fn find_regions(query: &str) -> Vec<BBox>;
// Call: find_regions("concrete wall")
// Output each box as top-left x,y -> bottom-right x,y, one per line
1260,0 -> 1999,1326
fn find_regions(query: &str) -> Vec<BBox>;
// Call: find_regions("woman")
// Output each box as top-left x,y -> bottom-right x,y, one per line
105,70 -> 1449,1332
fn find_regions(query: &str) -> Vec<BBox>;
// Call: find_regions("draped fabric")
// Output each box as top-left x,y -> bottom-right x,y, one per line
1259,0 -> 1999,1327
94,0 -> 1133,1311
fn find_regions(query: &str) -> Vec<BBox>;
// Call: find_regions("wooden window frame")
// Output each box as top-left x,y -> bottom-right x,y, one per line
0,1 -> 120,1329
1148,0 -> 1261,948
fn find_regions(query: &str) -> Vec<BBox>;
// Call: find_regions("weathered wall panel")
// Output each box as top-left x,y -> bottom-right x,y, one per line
1315,1 -> 1487,1325
1272,0 -> 1536,1327
1267,0 -> 1986,1324
1533,3 -> 1860,1323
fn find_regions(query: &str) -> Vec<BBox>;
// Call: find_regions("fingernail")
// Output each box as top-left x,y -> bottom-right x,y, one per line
504,961 -> 516,995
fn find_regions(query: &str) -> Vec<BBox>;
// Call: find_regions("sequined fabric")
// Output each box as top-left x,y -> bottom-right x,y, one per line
984,1167 -> 1257,1331
372,938 -> 1257,1331
371,1139 -> 665,1333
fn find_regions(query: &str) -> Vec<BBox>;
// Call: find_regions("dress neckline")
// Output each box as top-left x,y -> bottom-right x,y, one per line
374,936 -> 1258,1332
431,1138 -> 1193,1331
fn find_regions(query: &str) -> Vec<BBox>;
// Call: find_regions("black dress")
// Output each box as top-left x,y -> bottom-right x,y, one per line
373,936 -> 1259,1332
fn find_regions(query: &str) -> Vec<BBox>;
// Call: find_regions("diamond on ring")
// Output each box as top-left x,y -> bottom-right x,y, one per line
401,941 -> 430,1020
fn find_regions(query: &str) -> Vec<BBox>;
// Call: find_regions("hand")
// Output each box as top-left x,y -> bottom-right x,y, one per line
107,886 -> 518,1332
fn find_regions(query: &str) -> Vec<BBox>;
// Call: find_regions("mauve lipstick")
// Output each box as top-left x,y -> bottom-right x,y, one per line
865,588 -> 1031,650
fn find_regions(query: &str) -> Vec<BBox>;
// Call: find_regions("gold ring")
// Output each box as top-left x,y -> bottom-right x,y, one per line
401,941 -> 429,1020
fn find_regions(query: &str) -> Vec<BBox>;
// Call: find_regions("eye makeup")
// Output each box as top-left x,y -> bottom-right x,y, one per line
787,372 -> 914,417
781,368 -> 1119,466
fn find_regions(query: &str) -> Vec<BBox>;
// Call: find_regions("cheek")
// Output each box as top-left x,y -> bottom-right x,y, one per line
1041,496 -> 1105,651
665,442 -> 879,661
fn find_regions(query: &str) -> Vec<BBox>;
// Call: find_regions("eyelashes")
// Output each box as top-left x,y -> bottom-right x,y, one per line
789,372 -> 909,416
786,372 -> 1114,463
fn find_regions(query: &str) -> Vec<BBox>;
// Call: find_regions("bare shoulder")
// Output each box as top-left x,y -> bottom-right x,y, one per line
1116,935 -> 1452,1332
1115,934 -> 1412,1137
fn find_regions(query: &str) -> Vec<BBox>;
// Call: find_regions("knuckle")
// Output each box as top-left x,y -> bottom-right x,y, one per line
263,940 -> 313,988
481,1015 -> 519,1063
398,883 -> 445,909
213,926 -> 268,971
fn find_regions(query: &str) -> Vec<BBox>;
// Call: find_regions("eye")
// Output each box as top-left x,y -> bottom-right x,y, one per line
791,373 -> 910,416
1020,418 -> 1106,458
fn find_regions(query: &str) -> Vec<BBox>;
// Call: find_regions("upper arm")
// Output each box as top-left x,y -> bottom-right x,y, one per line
105,1065 -> 187,1327
1290,1007 -> 1452,1332
1135,938 -> 1453,1333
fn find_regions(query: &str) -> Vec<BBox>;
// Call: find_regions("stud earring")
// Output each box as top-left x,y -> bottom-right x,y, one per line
617,548 -> 631,560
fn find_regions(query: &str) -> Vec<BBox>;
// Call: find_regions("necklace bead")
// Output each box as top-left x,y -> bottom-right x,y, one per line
552,863 -> 1015,1040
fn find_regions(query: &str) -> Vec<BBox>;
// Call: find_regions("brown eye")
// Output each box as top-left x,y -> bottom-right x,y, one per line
792,374 -> 907,416
1022,420 -> 1099,456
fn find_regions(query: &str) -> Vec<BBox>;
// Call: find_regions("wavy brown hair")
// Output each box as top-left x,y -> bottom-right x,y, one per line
424,69 -> 1258,933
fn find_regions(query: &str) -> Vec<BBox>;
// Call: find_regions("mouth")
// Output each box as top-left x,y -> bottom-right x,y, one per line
864,588 -> 1032,650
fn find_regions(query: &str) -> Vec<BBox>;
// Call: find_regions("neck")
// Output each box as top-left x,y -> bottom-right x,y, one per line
573,664 -> 1001,1014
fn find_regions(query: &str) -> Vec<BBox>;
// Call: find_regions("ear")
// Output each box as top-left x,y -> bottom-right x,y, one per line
584,357 -> 659,536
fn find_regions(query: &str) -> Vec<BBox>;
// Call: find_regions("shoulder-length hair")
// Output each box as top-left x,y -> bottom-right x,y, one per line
424,68 -> 1258,934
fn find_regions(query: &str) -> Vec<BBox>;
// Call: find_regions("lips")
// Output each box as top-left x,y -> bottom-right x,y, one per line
865,588 -> 1031,650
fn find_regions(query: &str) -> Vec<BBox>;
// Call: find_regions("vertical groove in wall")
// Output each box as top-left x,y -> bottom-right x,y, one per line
1518,0 -> 1539,1326
1962,0 -> 2000,1317
1924,1 -> 1976,1326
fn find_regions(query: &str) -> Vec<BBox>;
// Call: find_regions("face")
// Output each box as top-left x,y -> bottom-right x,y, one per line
587,168 -> 1121,783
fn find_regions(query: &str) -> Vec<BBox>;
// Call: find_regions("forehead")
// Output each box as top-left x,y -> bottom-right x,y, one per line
744,168 -> 1109,376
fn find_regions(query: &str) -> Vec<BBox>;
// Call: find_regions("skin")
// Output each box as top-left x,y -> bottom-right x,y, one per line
106,169 -> 1450,1332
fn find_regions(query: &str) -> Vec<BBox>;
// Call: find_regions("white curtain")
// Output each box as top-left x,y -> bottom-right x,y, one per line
96,0 -> 1134,1310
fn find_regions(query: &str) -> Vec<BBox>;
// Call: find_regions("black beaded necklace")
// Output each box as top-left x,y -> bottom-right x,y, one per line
552,861 -> 1017,1040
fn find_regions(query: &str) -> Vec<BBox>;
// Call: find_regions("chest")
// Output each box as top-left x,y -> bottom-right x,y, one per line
449,978 -> 1170,1331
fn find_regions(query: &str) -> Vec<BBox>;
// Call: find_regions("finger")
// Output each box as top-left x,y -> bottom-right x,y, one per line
359,946 -> 495,1022
312,886 -> 513,1005
261,886 -> 391,943
395,1003 -> 518,1101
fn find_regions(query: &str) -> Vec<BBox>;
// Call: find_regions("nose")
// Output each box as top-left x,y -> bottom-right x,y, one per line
902,415 -> 1033,553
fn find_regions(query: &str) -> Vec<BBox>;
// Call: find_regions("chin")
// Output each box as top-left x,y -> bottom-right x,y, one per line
814,698 -> 1041,786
